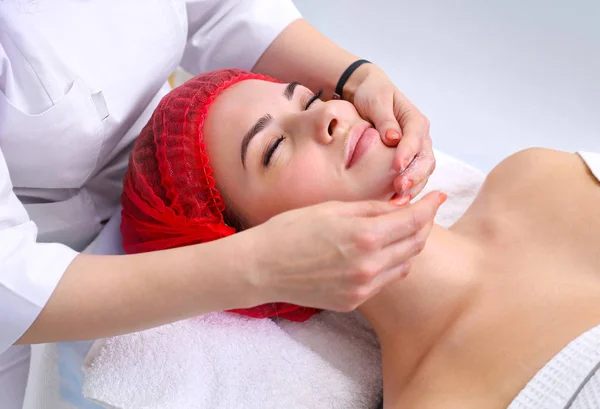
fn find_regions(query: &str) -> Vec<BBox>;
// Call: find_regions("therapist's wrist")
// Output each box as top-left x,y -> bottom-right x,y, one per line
342,63 -> 382,103
211,229 -> 272,308
229,225 -> 299,307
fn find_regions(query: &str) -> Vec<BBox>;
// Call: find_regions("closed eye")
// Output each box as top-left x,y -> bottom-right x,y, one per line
263,135 -> 285,167
304,89 -> 323,110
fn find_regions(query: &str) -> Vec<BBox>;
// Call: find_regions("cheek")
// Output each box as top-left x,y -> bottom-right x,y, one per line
238,143 -> 397,225
244,155 -> 339,224
278,158 -> 334,204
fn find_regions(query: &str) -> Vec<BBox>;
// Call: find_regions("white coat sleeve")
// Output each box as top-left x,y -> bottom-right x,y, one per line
0,147 -> 78,354
181,0 -> 302,74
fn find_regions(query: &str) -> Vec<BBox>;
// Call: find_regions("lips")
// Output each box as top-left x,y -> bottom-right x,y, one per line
345,123 -> 379,169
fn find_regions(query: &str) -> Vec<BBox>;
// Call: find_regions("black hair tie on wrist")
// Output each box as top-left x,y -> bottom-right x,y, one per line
332,59 -> 371,100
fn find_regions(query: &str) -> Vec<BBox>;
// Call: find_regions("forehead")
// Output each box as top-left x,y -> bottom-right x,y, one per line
203,79 -> 284,148
208,79 -> 284,124
202,79 -> 285,166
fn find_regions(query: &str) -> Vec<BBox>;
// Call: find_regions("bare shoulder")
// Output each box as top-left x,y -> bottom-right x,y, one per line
489,148 -> 577,183
465,148 -> 568,214
454,148 -> 600,240
484,147 -> 599,198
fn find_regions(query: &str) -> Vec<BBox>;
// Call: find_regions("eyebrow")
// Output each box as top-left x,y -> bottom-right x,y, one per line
241,114 -> 273,168
241,81 -> 300,169
240,82 -> 301,168
284,81 -> 299,101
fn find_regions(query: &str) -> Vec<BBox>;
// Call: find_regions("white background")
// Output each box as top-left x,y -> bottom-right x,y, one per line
294,0 -> 600,172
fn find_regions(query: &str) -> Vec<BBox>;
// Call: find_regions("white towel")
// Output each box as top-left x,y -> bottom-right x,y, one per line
81,150 -> 485,409
578,151 -> 600,182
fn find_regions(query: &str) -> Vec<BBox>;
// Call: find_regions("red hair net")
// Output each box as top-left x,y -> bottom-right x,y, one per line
121,69 -> 321,322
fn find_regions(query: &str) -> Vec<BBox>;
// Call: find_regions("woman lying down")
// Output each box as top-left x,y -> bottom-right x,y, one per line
120,69 -> 600,409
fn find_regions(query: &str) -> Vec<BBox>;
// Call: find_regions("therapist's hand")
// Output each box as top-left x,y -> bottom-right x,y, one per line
244,191 -> 445,312
346,64 -> 436,201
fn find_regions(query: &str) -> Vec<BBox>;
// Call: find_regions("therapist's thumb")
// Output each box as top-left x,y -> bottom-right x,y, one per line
371,108 -> 402,147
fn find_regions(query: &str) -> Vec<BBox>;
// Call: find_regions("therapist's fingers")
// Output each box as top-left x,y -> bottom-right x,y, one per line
351,67 -> 403,147
392,100 -> 431,173
359,205 -> 439,299
366,191 -> 444,249
359,261 -> 413,301
393,178 -> 430,206
337,197 -> 412,218
408,179 -> 431,202
379,195 -> 439,263
370,99 -> 402,148
393,150 -> 436,199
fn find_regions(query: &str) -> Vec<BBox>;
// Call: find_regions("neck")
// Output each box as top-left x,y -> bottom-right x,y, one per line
358,224 -> 483,384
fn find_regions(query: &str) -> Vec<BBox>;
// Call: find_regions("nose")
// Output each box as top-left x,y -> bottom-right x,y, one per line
305,103 -> 345,145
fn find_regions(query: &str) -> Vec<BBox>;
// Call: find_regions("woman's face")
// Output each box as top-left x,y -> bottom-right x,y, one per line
203,79 -> 397,226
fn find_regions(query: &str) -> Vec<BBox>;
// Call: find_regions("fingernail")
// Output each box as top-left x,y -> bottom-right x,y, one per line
438,193 -> 448,206
400,158 -> 409,172
386,130 -> 401,141
401,179 -> 413,191
392,194 -> 411,206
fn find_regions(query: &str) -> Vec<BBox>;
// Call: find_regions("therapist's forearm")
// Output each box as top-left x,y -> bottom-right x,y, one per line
252,19 -> 374,101
17,234 -> 257,344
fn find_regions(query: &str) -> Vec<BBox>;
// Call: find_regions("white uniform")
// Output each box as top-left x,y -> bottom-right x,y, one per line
0,0 -> 300,407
